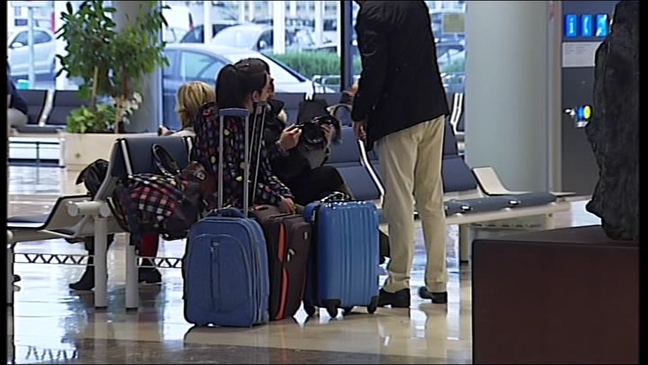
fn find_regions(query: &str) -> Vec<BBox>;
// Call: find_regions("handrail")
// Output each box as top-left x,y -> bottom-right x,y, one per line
66,201 -> 111,218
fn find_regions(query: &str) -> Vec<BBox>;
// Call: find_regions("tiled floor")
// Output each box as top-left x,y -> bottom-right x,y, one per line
7,165 -> 601,364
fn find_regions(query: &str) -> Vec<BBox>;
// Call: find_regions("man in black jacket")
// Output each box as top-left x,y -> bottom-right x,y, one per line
352,0 -> 450,306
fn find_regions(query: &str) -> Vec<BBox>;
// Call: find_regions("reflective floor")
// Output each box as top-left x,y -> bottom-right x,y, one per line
7,166 -> 601,364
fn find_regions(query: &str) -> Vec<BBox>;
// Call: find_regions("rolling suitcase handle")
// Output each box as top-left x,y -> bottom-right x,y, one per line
218,108 -> 250,215
217,104 -> 269,215
249,102 -> 269,203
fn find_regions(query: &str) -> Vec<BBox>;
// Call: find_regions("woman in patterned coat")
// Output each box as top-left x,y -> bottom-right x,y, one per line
193,61 -> 297,213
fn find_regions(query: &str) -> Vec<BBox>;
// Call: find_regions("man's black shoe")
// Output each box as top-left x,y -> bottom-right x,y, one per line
377,288 -> 411,308
418,287 -> 448,304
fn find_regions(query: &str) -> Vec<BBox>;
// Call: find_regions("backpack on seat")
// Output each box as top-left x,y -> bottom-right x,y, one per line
66,159 -> 113,245
75,159 -> 109,197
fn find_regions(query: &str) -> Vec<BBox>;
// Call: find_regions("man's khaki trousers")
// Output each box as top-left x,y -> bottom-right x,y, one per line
376,116 -> 448,293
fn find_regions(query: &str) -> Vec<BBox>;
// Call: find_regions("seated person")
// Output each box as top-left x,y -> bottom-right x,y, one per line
158,81 -> 215,137
241,59 -> 390,262
339,82 -> 358,105
236,58 -> 354,206
193,62 -> 296,213
7,70 -> 29,128
68,82 -> 216,291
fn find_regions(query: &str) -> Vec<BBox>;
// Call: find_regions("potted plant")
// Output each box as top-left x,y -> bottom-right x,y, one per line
56,0 -> 168,170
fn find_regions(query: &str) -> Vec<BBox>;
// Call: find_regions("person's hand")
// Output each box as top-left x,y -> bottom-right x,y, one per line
158,126 -> 171,136
353,121 -> 367,141
321,124 -> 334,146
279,197 -> 296,213
278,125 -> 302,151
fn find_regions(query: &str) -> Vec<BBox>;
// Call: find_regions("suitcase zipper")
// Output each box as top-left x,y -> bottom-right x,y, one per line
276,223 -> 290,320
250,223 -> 265,324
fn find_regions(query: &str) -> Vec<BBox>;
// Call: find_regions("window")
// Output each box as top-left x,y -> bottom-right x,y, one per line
12,31 -> 28,45
351,1 -> 466,93
161,0 -> 343,128
212,26 -> 263,49
33,30 -> 52,44
180,51 -> 221,82
194,57 -> 228,83
163,50 -> 177,78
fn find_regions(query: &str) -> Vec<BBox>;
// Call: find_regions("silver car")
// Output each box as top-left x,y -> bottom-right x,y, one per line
162,43 -> 331,129
8,26 -> 57,78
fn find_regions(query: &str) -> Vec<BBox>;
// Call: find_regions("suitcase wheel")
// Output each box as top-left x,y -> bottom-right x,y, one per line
303,301 -> 317,317
367,296 -> 379,314
342,307 -> 354,316
322,299 -> 341,318
325,305 -> 338,318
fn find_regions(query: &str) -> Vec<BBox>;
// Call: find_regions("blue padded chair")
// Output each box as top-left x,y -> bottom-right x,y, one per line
325,126 -> 381,202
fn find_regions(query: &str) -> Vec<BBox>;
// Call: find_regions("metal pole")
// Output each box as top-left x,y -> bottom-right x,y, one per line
340,0 -> 354,91
248,1 -> 255,22
125,234 -> 138,310
7,245 -> 14,305
27,7 -> 36,87
94,216 -> 108,309
273,1 -> 286,54
289,1 -> 297,17
238,1 -> 246,23
203,0 -> 212,43
314,1 -> 324,47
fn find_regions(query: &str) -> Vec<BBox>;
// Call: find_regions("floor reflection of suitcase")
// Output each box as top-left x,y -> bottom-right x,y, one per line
303,200 -> 380,318
250,205 -> 311,321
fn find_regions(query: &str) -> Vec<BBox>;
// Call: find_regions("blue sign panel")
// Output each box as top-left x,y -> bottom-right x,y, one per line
596,14 -> 609,37
565,14 -> 578,38
581,14 -> 593,37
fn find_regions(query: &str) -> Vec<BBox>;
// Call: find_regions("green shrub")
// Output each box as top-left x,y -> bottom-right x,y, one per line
274,51 -> 465,87
441,58 -> 466,74
272,52 -> 362,82
66,103 -> 116,133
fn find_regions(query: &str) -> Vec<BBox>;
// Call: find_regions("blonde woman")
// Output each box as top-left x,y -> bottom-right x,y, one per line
159,81 -> 216,137
69,81 -> 217,290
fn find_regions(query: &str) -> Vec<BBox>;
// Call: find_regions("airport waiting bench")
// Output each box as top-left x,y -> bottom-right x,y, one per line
326,124 -> 572,262
7,135 -> 193,309
10,90 -> 86,166
7,123 -> 571,309
10,90 -> 85,135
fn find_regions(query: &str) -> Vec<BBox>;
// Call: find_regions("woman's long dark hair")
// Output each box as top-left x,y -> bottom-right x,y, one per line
215,60 -> 268,109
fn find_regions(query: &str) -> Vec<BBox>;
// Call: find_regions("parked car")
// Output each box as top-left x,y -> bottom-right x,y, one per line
316,39 -> 464,72
252,17 -> 314,28
179,21 -> 240,43
314,39 -> 360,57
211,24 -> 316,54
7,26 -> 57,79
162,43 -> 331,129
252,17 -> 337,44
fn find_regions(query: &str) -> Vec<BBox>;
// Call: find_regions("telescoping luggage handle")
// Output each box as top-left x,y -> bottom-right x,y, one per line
218,108 -> 250,216
217,105 -> 268,217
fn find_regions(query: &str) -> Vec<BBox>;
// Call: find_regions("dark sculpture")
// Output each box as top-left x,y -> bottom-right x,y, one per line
585,0 -> 639,241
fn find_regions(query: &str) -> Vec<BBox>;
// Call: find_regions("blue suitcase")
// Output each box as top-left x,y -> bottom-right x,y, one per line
184,208 -> 269,327
183,108 -> 270,327
302,200 -> 380,318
